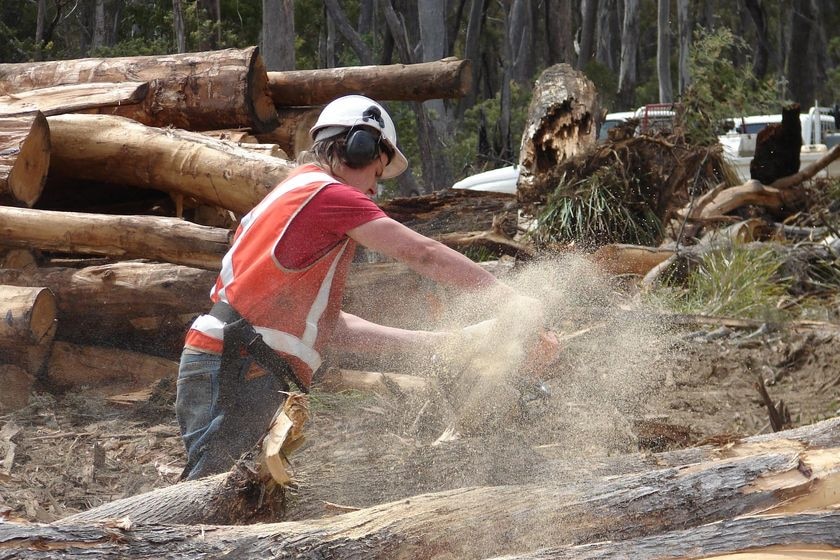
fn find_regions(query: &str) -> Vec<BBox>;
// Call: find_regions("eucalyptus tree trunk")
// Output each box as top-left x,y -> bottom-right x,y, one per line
459,0 -> 486,116
419,0 -> 454,190
742,0 -> 770,79
545,0 -> 575,66
324,0 -> 374,65
617,0 -> 640,109
172,0 -> 187,53
358,0 -> 374,35
509,0 -> 535,85
261,0 -> 295,71
787,0 -> 816,107
577,0 -> 597,69
93,0 -> 106,50
676,0 -> 691,95
595,0 -> 618,72
656,0 -> 673,103
34,0 -> 46,59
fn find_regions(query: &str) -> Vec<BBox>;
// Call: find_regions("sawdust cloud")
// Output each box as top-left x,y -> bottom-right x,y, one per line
414,253 -> 674,454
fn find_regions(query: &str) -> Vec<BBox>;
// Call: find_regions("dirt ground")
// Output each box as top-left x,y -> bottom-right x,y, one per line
1,309 -> 838,525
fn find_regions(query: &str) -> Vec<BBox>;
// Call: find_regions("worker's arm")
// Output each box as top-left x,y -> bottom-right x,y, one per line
329,311 -> 449,355
347,216 -> 512,293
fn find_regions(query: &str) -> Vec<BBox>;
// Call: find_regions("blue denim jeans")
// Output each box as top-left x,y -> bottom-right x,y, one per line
175,350 -> 288,480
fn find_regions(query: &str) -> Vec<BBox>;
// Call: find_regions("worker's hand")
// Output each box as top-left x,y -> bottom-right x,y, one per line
523,329 -> 562,378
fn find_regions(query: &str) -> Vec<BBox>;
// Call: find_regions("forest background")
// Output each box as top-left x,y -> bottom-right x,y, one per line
2,0 -> 839,196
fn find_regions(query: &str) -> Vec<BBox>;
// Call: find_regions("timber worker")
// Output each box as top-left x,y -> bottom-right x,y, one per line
176,95 -> 557,480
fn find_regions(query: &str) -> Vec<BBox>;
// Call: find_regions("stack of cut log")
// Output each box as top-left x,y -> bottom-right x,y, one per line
0,48 -> 473,411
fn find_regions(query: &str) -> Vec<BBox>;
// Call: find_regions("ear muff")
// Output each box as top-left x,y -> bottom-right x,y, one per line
343,106 -> 386,168
344,128 -> 381,168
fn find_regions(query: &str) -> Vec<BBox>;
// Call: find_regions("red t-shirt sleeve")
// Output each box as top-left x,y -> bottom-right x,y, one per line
275,183 -> 387,269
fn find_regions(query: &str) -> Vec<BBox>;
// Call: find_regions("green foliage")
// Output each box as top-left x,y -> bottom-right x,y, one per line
657,246 -> 791,320
678,27 -> 779,146
531,166 -> 661,247
583,60 -> 618,113
449,81 -> 533,179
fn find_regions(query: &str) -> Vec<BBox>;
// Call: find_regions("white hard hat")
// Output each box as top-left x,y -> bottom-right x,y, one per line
310,95 -> 408,179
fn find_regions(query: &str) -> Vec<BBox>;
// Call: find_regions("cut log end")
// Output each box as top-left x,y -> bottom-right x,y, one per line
0,112 -> 50,207
248,49 -> 280,133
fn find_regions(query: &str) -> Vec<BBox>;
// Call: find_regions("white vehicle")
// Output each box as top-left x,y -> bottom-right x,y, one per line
719,105 -> 840,182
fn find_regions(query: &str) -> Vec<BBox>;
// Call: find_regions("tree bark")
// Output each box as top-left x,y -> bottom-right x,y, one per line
4,418 -> 840,558
595,0 -> 618,72
0,113 -> 50,207
0,207 -> 229,270
499,512 -> 840,559
787,0 -> 817,107
0,47 -> 278,132
517,64 -> 599,204
0,82 -> 148,118
0,260 -> 216,335
47,114 -> 293,215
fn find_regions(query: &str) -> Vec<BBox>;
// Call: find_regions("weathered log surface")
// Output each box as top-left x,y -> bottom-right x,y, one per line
47,114 -> 293,215
0,207 -> 230,269
267,58 -> 471,105
0,47 -> 278,132
0,113 -> 50,207
494,511 -> 840,559
46,341 -> 178,394
517,63 -> 599,204
3,437 -> 840,558
0,260 -> 215,327
0,285 -> 56,347
0,364 -> 35,411
256,106 -> 321,157
0,82 -> 148,118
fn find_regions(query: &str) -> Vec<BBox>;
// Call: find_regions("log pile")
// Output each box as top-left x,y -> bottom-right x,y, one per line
0,48 -> 475,412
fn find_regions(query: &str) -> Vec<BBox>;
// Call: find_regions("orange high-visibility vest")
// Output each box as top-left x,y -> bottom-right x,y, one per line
185,166 -> 356,387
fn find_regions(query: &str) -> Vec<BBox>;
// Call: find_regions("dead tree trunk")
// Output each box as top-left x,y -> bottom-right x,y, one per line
3,417 -> 840,558
0,48 -> 278,132
0,113 -> 50,207
47,114 -> 293,215
0,82 -> 148,118
267,58 -> 471,106
0,207 -> 229,270
517,64 -> 599,204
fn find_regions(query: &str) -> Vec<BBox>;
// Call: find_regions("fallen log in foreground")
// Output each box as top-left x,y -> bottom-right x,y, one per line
494,511 -> 840,559
2,417 -> 838,559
